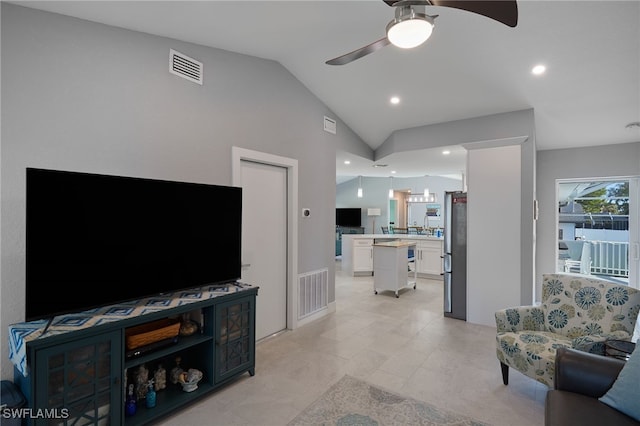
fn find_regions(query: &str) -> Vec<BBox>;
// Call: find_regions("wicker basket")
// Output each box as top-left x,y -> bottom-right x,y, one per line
125,319 -> 180,350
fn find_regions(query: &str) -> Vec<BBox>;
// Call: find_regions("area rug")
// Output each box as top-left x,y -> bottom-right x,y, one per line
288,375 -> 489,426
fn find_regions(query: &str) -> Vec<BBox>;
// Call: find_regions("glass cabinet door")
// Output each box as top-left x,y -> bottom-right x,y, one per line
214,296 -> 255,383
37,330 -> 121,426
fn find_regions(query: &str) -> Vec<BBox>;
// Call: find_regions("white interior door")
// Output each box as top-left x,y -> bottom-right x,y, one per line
240,160 -> 288,340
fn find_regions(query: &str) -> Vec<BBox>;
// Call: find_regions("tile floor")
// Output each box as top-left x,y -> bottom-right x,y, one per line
158,261 -> 547,425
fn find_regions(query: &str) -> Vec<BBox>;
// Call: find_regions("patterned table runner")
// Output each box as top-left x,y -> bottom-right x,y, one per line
8,283 -> 254,376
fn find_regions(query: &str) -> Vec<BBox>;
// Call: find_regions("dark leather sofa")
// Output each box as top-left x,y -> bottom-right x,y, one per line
545,347 -> 639,426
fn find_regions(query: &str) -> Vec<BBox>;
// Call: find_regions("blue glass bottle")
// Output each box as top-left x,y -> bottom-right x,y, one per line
146,380 -> 156,409
125,384 -> 137,416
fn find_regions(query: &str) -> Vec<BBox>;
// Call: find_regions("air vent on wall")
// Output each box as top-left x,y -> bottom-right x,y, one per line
324,116 -> 337,134
169,49 -> 203,85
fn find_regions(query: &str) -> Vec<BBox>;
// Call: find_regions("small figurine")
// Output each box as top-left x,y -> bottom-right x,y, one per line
146,380 -> 156,409
178,368 -> 203,393
170,356 -> 183,385
179,313 -> 199,336
135,364 -> 149,400
154,364 -> 167,391
125,384 -> 137,417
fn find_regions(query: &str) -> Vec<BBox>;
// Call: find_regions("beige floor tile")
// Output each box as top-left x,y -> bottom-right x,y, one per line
155,260 -> 545,426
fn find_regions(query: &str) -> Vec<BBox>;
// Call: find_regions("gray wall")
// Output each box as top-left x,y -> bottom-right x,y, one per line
536,142 -> 640,299
0,4 -> 368,379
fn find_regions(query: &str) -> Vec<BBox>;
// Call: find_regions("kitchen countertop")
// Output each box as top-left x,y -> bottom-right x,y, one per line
373,240 -> 417,248
341,233 -> 443,241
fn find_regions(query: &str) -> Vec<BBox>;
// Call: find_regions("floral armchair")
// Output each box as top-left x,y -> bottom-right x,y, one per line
495,273 -> 640,388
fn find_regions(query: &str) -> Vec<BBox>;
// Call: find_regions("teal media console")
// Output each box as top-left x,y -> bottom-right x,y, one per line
10,284 -> 258,425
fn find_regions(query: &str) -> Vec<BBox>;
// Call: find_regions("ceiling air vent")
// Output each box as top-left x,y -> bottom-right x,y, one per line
169,49 -> 203,85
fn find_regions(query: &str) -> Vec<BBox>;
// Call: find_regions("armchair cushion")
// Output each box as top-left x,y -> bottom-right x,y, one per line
496,331 -> 571,385
541,275 -> 638,337
599,345 -> 640,421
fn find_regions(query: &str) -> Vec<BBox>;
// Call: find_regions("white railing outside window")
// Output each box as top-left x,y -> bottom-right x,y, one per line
589,241 -> 629,278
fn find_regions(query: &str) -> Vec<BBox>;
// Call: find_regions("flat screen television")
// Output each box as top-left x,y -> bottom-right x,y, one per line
25,168 -> 242,322
336,208 -> 361,227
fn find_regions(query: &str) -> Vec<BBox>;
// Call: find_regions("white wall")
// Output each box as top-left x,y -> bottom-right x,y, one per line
467,144 -> 523,326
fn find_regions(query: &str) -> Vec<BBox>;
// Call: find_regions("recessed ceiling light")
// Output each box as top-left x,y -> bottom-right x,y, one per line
442,150 -> 451,155
391,170 -> 397,174
390,96 -> 400,105
344,160 -> 351,165
532,64 -> 546,75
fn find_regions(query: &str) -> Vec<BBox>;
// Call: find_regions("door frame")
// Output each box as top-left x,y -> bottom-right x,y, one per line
231,147 -> 299,331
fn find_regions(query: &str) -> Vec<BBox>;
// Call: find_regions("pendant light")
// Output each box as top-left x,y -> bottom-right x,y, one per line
357,176 -> 363,198
423,175 -> 437,203
423,175 -> 430,199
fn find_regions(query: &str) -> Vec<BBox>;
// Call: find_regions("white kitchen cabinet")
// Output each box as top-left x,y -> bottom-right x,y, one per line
415,239 -> 443,277
352,238 -> 374,275
341,236 -> 375,276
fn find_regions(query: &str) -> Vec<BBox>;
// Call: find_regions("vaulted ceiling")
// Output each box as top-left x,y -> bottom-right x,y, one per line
15,1 -> 640,181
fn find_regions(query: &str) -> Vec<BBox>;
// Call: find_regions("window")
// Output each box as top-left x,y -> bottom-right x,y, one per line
557,178 -> 639,288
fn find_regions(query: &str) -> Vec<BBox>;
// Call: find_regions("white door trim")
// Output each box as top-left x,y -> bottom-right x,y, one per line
231,147 -> 299,330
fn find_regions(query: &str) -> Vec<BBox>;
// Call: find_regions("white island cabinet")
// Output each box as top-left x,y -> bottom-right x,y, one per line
341,234 -> 443,278
373,240 -> 417,298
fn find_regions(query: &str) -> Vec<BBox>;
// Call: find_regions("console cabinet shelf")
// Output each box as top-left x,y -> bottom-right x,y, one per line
14,287 -> 258,426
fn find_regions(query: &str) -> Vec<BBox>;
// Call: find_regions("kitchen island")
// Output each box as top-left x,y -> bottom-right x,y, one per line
373,240 -> 418,298
340,234 -> 443,278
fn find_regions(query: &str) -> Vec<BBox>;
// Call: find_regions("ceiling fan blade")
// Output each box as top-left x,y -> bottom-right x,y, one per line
383,0 -> 517,27
384,0 -> 429,6
429,0 -> 518,27
326,37 -> 391,66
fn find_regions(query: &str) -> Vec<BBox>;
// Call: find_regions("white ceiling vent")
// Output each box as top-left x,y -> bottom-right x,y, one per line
169,49 -> 203,85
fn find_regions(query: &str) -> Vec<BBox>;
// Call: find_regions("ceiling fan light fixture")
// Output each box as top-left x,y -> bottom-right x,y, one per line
386,10 -> 434,49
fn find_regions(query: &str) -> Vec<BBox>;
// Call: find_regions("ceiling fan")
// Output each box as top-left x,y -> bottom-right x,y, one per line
326,0 -> 518,66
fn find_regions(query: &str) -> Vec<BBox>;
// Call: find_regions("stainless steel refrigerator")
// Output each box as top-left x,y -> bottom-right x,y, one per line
443,191 -> 467,320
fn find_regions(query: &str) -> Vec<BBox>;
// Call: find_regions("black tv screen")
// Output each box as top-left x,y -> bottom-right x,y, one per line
25,168 -> 242,322
336,208 -> 361,227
